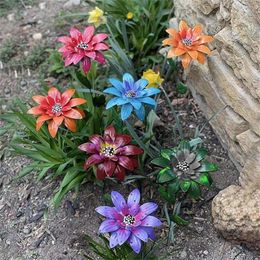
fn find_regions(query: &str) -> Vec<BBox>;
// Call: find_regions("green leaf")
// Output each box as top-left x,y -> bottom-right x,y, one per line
189,181 -> 201,199
197,173 -> 212,187
180,180 -> 191,192
37,166 -> 52,181
17,163 -> 38,178
158,187 -> 175,203
161,149 -> 174,160
168,181 -> 180,194
158,168 -> 176,183
196,148 -> 208,161
151,157 -> 170,167
176,82 -> 188,94
199,161 -> 218,172
74,70 -> 92,88
189,137 -> 203,148
178,140 -> 190,151
171,214 -> 189,226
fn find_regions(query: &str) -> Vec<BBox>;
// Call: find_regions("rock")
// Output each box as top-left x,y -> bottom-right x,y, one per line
23,227 -> 31,235
39,2 -> 46,10
239,143 -> 260,190
236,129 -> 260,155
29,211 -> 44,222
212,185 -> 260,251
7,13 -> 15,22
179,250 -> 188,259
33,33 -> 42,40
63,0 -> 81,8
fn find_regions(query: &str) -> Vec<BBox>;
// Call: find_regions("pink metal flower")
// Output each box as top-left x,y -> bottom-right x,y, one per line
58,26 -> 109,74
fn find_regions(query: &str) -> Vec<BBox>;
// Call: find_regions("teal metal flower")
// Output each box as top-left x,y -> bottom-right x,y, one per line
103,73 -> 160,121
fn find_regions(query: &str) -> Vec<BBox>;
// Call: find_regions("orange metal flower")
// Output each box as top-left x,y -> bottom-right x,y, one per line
162,20 -> 214,69
27,87 -> 86,138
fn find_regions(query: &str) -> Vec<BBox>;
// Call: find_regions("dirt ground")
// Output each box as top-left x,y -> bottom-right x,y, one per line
0,1 -> 260,259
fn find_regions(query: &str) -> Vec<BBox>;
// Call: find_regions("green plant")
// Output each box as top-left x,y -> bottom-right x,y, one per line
24,44 -> 48,69
85,235 -> 162,260
0,39 -> 18,62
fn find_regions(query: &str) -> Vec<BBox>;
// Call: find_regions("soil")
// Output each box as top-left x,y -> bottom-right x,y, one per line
0,1 -> 260,260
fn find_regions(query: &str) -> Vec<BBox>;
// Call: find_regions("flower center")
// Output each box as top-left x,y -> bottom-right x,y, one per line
182,38 -> 192,46
77,42 -> 89,50
125,90 -> 136,97
51,103 -> 62,113
123,215 -> 135,225
176,161 -> 190,172
100,146 -> 115,157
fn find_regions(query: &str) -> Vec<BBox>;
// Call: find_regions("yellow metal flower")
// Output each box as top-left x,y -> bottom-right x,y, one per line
142,69 -> 164,88
126,12 -> 134,20
88,7 -> 106,27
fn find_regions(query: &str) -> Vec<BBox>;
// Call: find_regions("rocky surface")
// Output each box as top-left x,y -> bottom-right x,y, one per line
212,185 -> 260,251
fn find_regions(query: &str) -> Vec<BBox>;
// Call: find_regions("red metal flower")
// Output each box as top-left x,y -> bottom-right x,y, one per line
58,26 -> 109,74
27,87 -> 86,138
79,125 -> 143,181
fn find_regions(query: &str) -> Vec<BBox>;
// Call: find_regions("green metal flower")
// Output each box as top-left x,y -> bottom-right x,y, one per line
152,139 -> 218,200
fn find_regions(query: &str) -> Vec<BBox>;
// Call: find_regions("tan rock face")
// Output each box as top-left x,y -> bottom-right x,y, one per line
212,185 -> 260,250
174,0 -> 260,249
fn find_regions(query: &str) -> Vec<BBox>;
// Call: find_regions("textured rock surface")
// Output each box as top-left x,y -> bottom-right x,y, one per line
174,0 -> 260,250
212,185 -> 260,251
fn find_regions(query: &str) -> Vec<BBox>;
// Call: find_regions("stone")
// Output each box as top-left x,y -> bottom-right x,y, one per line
212,185 -> 260,251
236,129 -> 260,155
63,0 -> 81,8
208,52 -> 260,136
215,27 -> 260,100
39,2 -> 46,10
7,13 -> 15,22
179,250 -> 188,259
231,0 -> 260,64
33,33 -> 42,40
247,0 -> 260,23
239,143 -> 260,190
196,0 -> 220,15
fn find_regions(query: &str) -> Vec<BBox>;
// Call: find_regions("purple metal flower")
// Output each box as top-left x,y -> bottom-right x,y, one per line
95,189 -> 162,254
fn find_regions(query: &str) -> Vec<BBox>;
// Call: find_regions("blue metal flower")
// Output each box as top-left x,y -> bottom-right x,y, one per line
104,73 -> 161,121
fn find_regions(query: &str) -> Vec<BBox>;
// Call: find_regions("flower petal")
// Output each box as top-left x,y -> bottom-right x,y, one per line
64,118 -> 77,132
118,145 -> 143,156
193,24 -> 202,35
139,97 -> 156,107
95,51 -> 106,64
27,106 -> 44,115
140,203 -> 158,216
188,50 -> 198,60
123,73 -> 134,87
57,36 -> 72,44
92,33 -> 108,44
141,216 -> 162,227
109,232 -> 119,248
199,35 -> 214,44
63,108 -> 83,119
95,206 -> 122,219
134,79 -> 148,90
132,228 -> 148,242
84,154 -> 103,169
197,45 -> 211,54
61,89 -> 75,106
103,160 -> 116,177
118,156 -> 136,170
114,134 -> 132,147
36,115 -> 52,131
114,165 -> 126,181
108,78 -> 124,91
179,20 -> 188,32
181,53 -> 192,69
67,98 -> 86,107
197,52 -> 206,64
106,97 -> 128,109
48,87 -> 61,101
94,43 -> 109,51
53,116 -> 64,127
111,191 -> 127,212
48,120 -> 59,138
121,103 -> 133,121
140,227 -> 156,240
96,164 -> 106,180
32,95 -> 45,104
143,88 -> 161,96
70,27 -> 81,40
128,234 -> 141,254
116,229 -> 131,246
135,106 -> 145,121
130,99 -> 142,110
104,125 -> 116,140
78,142 -> 97,153
99,219 -> 119,233
82,58 -> 91,74
89,135 -> 103,146
103,87 -> 122,97
82,25 -> 95,43
127,188 -> 140,207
